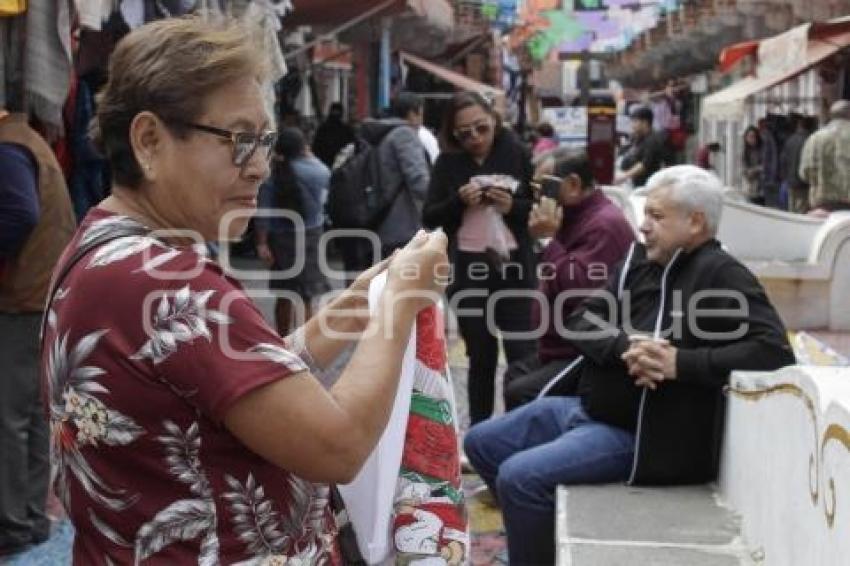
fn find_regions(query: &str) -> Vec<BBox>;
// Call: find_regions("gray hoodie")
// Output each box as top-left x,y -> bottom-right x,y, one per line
360,118 -> 431,248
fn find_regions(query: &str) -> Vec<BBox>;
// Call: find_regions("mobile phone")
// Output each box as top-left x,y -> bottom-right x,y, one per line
539,175 -> 562,200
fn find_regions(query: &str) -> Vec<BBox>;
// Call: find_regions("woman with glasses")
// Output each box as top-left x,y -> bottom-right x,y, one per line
423,91 -> 537,425
39,17 -> 447,564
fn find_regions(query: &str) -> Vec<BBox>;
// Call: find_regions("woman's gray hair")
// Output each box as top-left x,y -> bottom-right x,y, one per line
645,165 -> 724,235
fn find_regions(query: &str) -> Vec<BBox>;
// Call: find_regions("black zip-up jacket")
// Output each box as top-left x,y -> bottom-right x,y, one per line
564,239 -> 795,485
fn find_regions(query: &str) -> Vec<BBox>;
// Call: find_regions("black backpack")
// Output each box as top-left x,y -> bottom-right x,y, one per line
327,125 -> 403,229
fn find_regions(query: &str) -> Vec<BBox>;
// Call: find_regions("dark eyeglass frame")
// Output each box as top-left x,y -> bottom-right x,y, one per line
453,120 -> 492,143
172,121 -> 277,167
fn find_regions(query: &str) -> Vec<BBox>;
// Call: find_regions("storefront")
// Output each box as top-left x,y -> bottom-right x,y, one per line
701,18 -> 850,188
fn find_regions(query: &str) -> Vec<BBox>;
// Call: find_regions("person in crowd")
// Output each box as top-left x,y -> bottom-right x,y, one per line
653,80 -> 686,162
280,107 -> 304,131
652,80 -> 682,133
41,17 -> 447,564
615,106 -> 668,188
758,118 -> 780,208
742,125 -> 764,204
464,165 -> 795,565
311,102 -> 355,169
0,110 -> 76,558
780,114 -> 813,213
423,91 -> 537,425
367,91 -> 432,258
256,128 -> 331,336
532,122 -> 558,157
502,151 -> 634,410
695,142 -> 721,171
799,100 -> 850,215
331,93 -> 431,278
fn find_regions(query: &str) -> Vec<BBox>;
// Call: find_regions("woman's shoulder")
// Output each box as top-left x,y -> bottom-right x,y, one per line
64,215 -> 238,298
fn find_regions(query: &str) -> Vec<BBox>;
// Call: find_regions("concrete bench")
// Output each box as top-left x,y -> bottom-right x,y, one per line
716,202 -> 850,331
556,365 -> 850,566
555,484 -> 750,565
720,366 -> 850,566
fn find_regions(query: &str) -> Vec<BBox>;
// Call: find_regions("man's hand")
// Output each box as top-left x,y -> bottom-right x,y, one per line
621,338 -> 677,390
528,196 -> 562,239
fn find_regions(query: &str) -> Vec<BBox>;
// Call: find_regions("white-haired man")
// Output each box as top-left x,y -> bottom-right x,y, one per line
464,165 -> 795,565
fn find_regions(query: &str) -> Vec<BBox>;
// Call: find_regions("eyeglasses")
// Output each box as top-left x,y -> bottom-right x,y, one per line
173,121 -> 277,167
454,121 -> 492,143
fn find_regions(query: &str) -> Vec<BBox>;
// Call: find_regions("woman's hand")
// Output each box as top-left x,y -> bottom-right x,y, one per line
458,183 -> 483,206
349,253 -> 395,296
486,187 -> 513,215
385,230 -> 449,313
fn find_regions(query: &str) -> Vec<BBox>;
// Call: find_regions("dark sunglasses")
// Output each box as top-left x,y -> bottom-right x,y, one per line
454,121 -> 492,142
173,121 -> 277,167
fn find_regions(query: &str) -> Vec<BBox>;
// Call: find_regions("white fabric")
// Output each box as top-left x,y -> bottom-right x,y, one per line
242,0 -> 289,123
418,126 -> 440,164
76,0 -> 114,31
337,272 -> 416,564
119,0 -> 145,29
700,76 -> 775,122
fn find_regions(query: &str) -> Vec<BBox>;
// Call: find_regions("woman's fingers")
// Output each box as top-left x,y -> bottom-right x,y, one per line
424,229 -> 448,252
403,229 -> 429,249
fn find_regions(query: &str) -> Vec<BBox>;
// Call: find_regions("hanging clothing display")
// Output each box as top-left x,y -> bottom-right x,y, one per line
24,0 -> 73,137
74,0 -> 113,30
242,0 -> 290,118
119,0 -> 145,29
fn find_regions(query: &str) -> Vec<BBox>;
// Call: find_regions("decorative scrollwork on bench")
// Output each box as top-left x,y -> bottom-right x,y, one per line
730,383 -> 850,529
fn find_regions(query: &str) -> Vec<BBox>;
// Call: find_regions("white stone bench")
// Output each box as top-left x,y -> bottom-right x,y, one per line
555,484 -> 750,565
720,366 -> 850,566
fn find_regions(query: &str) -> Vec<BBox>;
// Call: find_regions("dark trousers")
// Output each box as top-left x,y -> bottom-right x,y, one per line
503,354 -> 579,411
0,313 -> 50,550
451,251 -> 537,425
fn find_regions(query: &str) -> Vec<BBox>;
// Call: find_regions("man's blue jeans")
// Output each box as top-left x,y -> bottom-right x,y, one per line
464,397 -> 635,565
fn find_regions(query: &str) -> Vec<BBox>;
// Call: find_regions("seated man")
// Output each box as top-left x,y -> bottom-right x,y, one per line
464,165 -> 795,565
503,152 -> 634,409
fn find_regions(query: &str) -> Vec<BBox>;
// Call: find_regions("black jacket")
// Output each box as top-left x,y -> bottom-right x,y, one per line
422,128 -> 535,285
565,240 -> 795,484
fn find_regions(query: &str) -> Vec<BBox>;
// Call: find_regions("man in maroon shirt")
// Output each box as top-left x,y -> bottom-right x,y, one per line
502,151 -> 635,409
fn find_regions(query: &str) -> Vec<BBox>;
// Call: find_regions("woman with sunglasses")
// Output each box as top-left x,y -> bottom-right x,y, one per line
423,91 -> 537,425
39,17 -> 448,564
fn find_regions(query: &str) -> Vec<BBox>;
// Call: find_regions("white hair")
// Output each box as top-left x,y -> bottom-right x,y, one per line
645,165 -> 724,235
